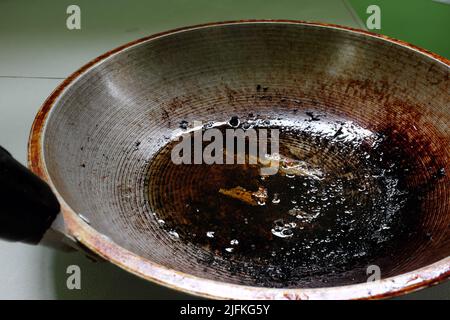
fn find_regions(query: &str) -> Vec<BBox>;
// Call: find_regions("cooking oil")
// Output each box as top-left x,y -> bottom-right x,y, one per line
145,114 -> 423,286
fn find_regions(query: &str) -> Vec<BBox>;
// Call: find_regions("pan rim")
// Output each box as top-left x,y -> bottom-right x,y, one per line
28,20 -> 450,300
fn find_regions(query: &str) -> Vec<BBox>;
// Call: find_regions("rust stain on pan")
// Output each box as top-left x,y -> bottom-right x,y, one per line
27,20 -> 450,300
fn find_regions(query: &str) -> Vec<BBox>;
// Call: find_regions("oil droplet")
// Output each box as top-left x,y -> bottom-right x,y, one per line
230,239 -> 239,245
272,193 -> 280,204
179,120 -> 189,130
228,116 -> 240,128
168,230 -> 179,240
271,220 -> 295,238
252,186 -> 268,206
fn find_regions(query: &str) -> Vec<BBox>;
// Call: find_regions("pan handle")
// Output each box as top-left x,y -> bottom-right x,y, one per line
0,145 -> 60,244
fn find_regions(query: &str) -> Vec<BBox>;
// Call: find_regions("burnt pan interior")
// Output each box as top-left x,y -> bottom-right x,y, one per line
41,23 -> 449,288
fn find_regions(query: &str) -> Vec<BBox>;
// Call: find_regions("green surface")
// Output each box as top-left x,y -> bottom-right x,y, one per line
349,0 -> 450,58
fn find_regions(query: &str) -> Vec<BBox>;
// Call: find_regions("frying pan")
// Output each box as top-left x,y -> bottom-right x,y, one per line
0,21 -> 449,299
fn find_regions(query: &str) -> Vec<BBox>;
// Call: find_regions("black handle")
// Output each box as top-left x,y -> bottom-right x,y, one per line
0,146 -> 60,244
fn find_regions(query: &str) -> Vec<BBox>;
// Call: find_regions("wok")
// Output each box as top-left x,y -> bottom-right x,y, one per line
0,21 -> 449,299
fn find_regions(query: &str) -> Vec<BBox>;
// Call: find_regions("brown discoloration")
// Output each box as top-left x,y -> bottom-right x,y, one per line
219,186 -> 258,206
28,20 -> 449,300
